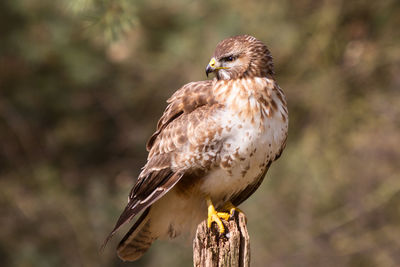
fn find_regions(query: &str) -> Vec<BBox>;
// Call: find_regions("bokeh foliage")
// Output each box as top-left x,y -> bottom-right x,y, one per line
1,0 -> 399,266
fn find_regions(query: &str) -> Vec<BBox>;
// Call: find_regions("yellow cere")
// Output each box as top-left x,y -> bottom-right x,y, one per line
209,57 -> 216,67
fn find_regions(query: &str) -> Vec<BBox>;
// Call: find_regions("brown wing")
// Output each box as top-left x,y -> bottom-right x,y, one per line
104,80 -> 217,243
146,80 -> 215,151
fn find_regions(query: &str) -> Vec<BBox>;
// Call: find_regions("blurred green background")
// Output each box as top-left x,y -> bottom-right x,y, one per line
1,0 -> 400,266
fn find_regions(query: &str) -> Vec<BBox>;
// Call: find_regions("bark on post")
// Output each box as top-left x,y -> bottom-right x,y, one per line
193,212 -> 250,267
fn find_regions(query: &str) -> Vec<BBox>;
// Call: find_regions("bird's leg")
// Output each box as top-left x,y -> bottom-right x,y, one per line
206,196 -> 230,234
222,201 -> 244,218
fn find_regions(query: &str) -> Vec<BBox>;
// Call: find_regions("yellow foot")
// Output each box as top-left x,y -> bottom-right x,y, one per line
206,197 -> 230,234
222,201 -> 244,218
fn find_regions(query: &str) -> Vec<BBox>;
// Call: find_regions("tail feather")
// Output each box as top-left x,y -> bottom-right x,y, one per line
117,207 -> 157,261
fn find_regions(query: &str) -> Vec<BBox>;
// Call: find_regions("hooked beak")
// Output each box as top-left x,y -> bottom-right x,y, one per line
205,57 -> 217,77
205,57 -> 229,77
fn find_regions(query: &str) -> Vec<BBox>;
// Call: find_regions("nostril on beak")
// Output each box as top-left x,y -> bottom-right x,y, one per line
209,58 -> 216,68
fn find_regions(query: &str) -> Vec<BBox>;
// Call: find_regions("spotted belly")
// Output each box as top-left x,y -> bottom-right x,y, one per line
199,108 -> 287,206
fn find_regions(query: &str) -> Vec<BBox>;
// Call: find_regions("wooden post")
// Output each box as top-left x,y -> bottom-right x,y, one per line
193,212 -> 250,267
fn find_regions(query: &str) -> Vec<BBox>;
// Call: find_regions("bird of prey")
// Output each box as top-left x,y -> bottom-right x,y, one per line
105,35 -> 288,261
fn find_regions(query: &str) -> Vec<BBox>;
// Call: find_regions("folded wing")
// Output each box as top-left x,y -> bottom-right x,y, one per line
104,80 -> 218,245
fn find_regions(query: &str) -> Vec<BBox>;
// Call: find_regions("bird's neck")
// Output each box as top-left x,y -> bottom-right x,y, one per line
213,78 -> 280,121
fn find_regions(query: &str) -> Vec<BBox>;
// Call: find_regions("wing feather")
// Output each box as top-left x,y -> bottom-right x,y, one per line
105,167 -> 183,243
146,80 -> 215,151
104,80 -> 217,244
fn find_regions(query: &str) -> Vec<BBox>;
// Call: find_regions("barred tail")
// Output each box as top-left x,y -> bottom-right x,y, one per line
117,208 -> 157,261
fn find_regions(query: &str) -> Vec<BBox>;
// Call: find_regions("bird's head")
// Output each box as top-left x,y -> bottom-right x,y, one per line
206,35 -> 274,80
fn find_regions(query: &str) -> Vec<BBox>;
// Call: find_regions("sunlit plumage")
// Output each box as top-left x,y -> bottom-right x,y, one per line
105,35 -> 288,261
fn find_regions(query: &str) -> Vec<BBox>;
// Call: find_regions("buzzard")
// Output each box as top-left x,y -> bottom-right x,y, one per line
105,35 -> 288,261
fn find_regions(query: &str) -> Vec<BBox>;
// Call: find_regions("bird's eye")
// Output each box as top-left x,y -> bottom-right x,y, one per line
224,55 -> 235,62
